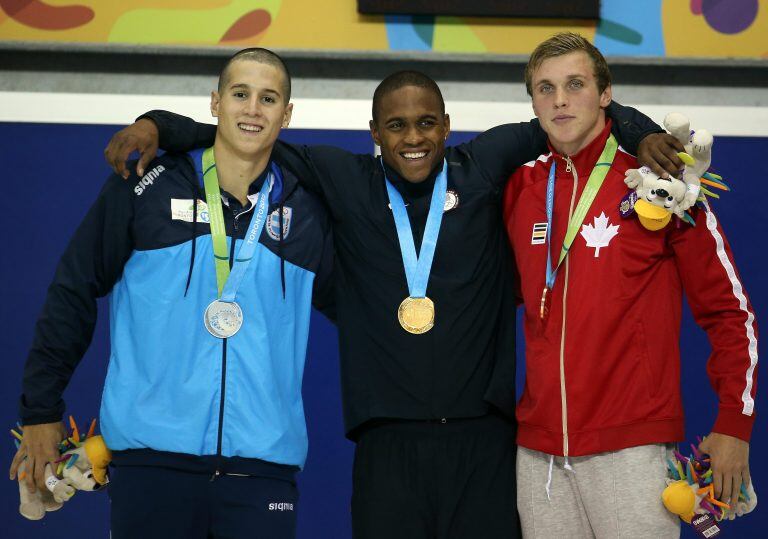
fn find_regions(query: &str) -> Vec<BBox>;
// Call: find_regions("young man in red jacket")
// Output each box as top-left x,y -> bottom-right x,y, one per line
503,33 -> 757,537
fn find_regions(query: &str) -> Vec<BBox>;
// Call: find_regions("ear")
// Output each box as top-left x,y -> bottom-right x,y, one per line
600,84 -> 612,109
210,91 -> 220,118
369,119 -> 382,147
282,103 -> 293,128
443,113 -> 451,141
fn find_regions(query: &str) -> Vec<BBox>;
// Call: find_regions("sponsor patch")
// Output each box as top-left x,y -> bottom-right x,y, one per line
171,199 -> 210,223
266,206 -> 292,241
133,165 -> 166,196
268,502 -> 294,511
531,223 -> 548,245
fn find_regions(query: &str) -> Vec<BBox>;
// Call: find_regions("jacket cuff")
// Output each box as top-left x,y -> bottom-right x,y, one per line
19,396 -> 64,426
712,406 -> 755,442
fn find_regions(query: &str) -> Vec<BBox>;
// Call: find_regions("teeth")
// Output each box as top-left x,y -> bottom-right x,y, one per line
239,124 -> 262,132
402,152 -> 427,159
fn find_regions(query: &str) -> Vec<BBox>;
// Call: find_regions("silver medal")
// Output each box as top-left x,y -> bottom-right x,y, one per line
204,300 -> 243,339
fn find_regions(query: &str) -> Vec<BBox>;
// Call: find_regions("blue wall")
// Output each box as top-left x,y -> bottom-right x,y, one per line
0,122 -> 764,538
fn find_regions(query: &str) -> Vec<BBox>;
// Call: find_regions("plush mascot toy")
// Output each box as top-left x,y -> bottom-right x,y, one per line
623,112 -> 729,231
662,438 -> 756,537
11,417 -> 112,520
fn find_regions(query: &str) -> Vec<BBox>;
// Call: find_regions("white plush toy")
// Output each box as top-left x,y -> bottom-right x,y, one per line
624,112 -> 724,231
13,424 -> 111,520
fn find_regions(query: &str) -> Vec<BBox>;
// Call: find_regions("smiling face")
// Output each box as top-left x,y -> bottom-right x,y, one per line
531,51 -> 612,156
210,59 -> 292,160
370,85 -> 450,183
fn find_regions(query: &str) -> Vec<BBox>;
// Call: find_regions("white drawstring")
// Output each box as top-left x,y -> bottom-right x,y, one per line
545,454 -> 554,501
545,455 -> 575,502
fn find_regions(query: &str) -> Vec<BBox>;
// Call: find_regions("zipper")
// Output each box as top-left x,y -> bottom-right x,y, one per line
211,222 -> 239,481
559,155 -> 578,459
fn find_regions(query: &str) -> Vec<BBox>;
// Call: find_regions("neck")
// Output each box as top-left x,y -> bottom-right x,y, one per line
212,139 -> 270,205
553,115 -> 606,157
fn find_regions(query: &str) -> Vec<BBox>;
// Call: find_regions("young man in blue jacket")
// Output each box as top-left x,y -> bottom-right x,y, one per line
9,48 -> 333,539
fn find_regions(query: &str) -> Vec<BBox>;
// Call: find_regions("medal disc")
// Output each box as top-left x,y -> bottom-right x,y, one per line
397,296 -> 435,334
204,300 -> 244,338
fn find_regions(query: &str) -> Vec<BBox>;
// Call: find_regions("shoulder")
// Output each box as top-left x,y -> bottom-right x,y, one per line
125,152 -> 193,198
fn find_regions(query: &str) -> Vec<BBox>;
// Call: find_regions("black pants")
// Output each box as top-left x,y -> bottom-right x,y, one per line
351,413 -> 520,539
109,465 -> 299,539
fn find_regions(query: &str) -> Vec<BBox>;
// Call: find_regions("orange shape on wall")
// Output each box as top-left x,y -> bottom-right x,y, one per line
220,9 -> 271,43
0,0 -> 94,30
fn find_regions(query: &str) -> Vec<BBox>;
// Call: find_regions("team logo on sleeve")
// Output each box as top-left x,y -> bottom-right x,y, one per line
266,207 -> 292,241
531,223 -> 548,245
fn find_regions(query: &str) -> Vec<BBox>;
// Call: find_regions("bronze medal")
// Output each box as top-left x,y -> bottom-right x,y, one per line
398,296 -> 435,334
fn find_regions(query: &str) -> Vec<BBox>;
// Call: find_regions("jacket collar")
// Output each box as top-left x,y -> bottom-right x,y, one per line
381,158 -> 442,199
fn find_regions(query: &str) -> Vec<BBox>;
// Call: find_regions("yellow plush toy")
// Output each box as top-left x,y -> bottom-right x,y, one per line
12,418 -> 112,521
624,112 -> 729,231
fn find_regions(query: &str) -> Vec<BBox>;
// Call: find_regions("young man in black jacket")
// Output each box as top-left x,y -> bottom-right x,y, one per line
105,68 -> 683,538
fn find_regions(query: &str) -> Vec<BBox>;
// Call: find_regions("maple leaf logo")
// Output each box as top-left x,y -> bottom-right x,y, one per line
580,212 -> 619,257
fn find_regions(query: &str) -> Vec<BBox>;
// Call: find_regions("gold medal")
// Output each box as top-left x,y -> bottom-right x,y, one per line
397,297 -> 435,334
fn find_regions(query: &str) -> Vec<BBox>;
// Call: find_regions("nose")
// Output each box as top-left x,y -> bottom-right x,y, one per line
404,124 -> 423,145
656,188 -> 669,198
245,97 -> 262,116
554,86 -> 568,108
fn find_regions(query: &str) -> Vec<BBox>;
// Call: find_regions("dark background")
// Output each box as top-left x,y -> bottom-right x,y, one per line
1,122 -> 764,538
356,0 -> 600,19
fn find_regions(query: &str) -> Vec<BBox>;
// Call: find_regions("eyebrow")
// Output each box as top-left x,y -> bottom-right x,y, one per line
228,83 -> 281,96
383,114 -> 439,123
536,74 -> 587,86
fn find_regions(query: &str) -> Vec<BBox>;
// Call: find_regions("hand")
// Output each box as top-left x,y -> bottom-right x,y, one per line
9,422 -> 66,493
637,132 -> 685,179
104,118 -> 160,179
699,432 -> 751,506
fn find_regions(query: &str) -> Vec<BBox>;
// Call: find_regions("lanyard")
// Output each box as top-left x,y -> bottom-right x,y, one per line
544,134 -> 618,290
201,146 -> 274,300
383,159 -> 448,298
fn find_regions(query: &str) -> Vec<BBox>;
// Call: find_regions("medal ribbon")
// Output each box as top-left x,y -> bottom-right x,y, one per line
383,159 -> 448,298
544,134 -> 618,290
201,146 -> 275,300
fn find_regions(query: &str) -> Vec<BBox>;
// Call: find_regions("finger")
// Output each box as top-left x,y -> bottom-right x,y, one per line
659,146 -> 684,174
9,448 -> 26,479
668,136 -> 686,153
25,458 -> 37,493
33,457 -> 48,492
720,472 -> 733,505
712,469 -> 723,500
118,140 -> 136,179
137,148 -> 154,178
644,156 -> 673,180
743,467 -> 752,489
108,139 -> 129,178
730,473 -> 742,505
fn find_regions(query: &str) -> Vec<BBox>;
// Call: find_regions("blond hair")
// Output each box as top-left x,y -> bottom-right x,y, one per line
524,32 -> 611,96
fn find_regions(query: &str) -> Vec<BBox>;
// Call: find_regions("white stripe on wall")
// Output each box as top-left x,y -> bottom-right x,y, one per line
1,92 -> 767,137
702,200 -> 758,416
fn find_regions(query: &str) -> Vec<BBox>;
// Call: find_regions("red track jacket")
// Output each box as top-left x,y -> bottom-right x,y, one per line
503,121 -> 758,457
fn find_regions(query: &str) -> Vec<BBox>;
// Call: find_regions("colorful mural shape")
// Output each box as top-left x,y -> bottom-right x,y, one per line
593,0 -> 663,56
700,0 -> 759,34
663,0 -> 767,57
0,0 -> 94,30
0,0 -> 765,58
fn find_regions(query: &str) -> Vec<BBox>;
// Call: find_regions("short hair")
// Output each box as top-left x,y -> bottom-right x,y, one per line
218,48 -> 292,102
371,70 -> 445,123
524,32 -> 611,96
